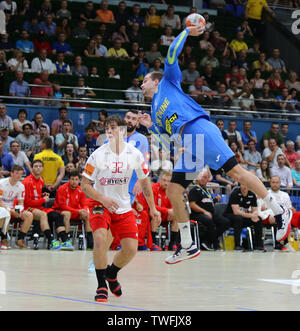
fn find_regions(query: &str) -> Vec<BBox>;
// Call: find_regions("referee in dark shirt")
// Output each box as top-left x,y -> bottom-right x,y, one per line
188,171 -> 230,250
224,183 -> 264,251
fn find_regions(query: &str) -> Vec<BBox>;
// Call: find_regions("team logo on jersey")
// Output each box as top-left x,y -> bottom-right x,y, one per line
165,113 -> 178,135
93,205 -> 104,215
99,177 -> 129,186
84,163 -> 95,176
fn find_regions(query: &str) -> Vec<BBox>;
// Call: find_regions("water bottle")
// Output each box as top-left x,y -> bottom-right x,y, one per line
161,234 -> 166,251
78,234 -> 84,250
33,233 -> 39,250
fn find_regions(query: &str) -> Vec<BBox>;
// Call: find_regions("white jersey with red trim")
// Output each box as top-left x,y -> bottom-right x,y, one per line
0,177 -> 25,209
82,142 -> 149,214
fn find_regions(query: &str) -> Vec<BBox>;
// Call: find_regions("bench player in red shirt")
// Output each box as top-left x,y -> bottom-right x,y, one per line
53,171 -> 93,248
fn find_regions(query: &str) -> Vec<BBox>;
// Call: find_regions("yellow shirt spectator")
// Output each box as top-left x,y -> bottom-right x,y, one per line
107,46 -> 129,58
34,149 -> 64,185
246,0 -> 269,21
229,39 -> 248,53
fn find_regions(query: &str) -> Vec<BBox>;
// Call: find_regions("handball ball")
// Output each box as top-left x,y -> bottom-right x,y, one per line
186,13 -> 206,29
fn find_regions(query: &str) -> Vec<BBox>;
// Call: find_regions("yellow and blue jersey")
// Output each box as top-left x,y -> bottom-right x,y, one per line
148,28 -> 210,143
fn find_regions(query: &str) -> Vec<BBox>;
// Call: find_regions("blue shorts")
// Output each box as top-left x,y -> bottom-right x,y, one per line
173,117 -> 235,173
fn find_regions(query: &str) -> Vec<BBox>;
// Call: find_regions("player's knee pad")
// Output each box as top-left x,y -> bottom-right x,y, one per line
48,211 -> 64,228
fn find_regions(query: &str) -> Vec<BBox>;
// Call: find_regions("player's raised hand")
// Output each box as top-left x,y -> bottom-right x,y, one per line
186,25 -> 205,37
138,111 -> 153,128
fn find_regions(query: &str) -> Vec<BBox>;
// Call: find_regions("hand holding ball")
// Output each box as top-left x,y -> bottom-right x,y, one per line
186,13 -> 206,29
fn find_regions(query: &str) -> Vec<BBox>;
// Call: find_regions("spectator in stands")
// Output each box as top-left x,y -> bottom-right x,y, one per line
13,109 -> 30,135
23,16 -> 40,35
267,69 -> 285,90
232,50 -> 249,71
96,0 -> 115,24
267,48 -> 287,73
38,13 -> 56,36
225,66 -> 242,88
52,32 -> 72,56
284,141 -> 300,168
31,112 -> 50,139
90,66 -> 99,78
243,139 -> 262,172
0,139 -> 13,175
252,52 -> 273,72
256,82 -> 276,110
145,42 -> 164,66
114,1 -> 129,26
160,5 -> 181,30
250,69 -> 265,89
72,20 -> 90,39
107,66 -> 120,79
16,29 -> 34,54
256,159 -> 271,185
76,145 -> 88,173
150,171 -> 178,251
281,123 -> 293,145
55,119 -> 78,156
262,138 -> 284,168
189,77 -> 215,103
182,60 -> 200,85
225,80 -> 242,108
128,3 -> 144,27
275,87 -> 296,113
125,77 -> 144,103
33,30 -> 52,54
128,22 -> 143,44
51,107 -> 72,137
34,137 -> 65,197
224,183 -> 264,251
159,26 -> 175,46
56,0 -> 71,20
150,147 -> 173,179
55,17 -> 72,38
9,140 -> 32,173
260,122 -> 285,151
199,31 -> 213,51
31,70 -> 54,105
235,19 -> 253,37
229,141 -> 246,167
244,0 -> 274,38
9,70 -> 30,103
178,44 -> 194,67
35,124 -> 53,154
19,0 -> 37,17
7,50 -> 29,72
4,11 -> 18,34
78,124 -> 97,156
296,136 -> 300,154
0,0 -> 17,14
39,0 -> 54,18
0,33 -> 15,52
62,142 -> 78,166
203,12 -> 215,32
31,49 -> 56,74
107,38 -> 129,59
0,104 -> 13,133
248,40 -> 261,54
220,42 -> 236,68
215,119 -> 229,144
150,58 -> 163,73
201,63 -> 219,88
239,68 -> 249,86
238,83 -> 256,115
83,39 -> 100,58
145,4 -> 160,28
271,154 -> 293,188
132,47 -> 149,81
229,31 -> 248,53
200,48 -> 220,69
111,24 -> 130,44
213,83 -> 233,109
70,55 -> 88,77
0,126 -> 13,153
55,52 -> 71,75
292,159 -> 300,186
93,35 -> 108,57
210,30 -> 227,52
16,123 -> 36,160
285,71 -> 300,92
80,1 -> 97,22
224,120 -> 244,153
240,120 -> 257,146
72,77 -> 96,105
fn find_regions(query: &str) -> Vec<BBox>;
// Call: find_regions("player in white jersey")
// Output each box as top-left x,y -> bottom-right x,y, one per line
81,115 -> 161,302
0,165 -> 33,249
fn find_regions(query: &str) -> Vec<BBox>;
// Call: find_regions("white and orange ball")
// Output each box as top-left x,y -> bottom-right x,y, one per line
186,13 -> 206,29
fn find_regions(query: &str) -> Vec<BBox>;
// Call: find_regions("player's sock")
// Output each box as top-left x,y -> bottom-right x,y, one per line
17,231 -> 26,240
44,229 -> 53,241
0,230 -> 7,240
170,231 -> 179,245
95,269 -> 108,302
87,231 -> 93,249
106,264 -> 122,297
151,231 -> 158,244
263,193 -> 283,216
178,222 -> 193,249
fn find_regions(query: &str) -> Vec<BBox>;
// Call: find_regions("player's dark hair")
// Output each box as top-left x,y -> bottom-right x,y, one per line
149,71 -> 163,82
42,137 -> 53,149
32,159 -> 44,167
68,171 -> 81,179
104,115 -> 126,128
11,165 -> 24,172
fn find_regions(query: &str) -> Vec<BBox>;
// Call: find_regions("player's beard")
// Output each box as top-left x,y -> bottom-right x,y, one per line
127,124 -> 136,133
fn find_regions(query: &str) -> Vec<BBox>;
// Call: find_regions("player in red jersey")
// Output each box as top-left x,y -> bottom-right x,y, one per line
53,171 -> 93,248
22,159 -> 74,250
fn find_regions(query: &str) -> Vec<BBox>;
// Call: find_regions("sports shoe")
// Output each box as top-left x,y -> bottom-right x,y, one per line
168,244 -> 178,251
16,239 -> 30,249
61,240 -> 74,251
165,242 -> 200,264
50,239 -> 61,250
95,287 -> 108,302
275,206 -> 292,242
2,239 -> 10,249
281,243 -> 296,252
152,244 -> 162,251
0,242 -> 8,250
